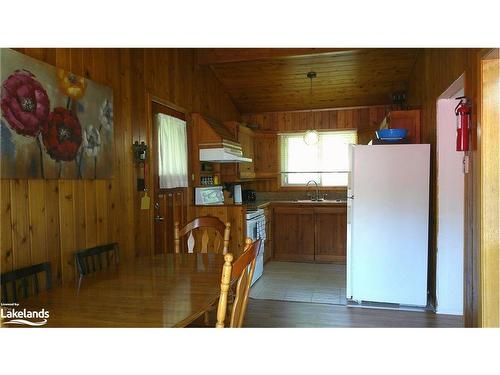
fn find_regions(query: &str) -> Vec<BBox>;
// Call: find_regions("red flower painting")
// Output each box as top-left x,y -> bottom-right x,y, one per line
0,69 -> 50,137
41,107 -> 82,162
1,49 -> 113,179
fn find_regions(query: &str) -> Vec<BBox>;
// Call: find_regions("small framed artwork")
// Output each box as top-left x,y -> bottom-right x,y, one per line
1,48 -> 114,179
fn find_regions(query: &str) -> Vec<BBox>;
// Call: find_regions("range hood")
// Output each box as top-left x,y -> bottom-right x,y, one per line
195,114 -> 252,163
199,141 -> 252,163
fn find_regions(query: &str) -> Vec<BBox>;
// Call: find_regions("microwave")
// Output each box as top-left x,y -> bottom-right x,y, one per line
194,186 -> 224,205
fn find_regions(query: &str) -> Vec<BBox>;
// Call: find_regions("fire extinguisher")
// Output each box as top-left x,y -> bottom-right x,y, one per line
455,97 -> 472,151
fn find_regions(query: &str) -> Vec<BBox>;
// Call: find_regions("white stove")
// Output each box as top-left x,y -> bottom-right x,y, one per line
245,208 -> 266,285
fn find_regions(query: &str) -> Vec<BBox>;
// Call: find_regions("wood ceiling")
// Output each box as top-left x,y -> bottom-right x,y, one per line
199,48 -> 420,113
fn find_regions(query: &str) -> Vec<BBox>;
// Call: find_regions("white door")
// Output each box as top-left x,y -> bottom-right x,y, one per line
348,145 -> 430,306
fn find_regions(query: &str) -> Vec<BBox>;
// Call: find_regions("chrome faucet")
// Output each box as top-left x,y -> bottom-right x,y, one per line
306,180 -> 322,201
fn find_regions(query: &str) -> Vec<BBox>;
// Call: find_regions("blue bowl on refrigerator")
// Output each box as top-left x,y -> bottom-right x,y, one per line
376,128 -> 408,141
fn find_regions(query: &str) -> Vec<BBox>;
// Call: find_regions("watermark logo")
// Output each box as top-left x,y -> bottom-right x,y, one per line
1,303 -> 49,326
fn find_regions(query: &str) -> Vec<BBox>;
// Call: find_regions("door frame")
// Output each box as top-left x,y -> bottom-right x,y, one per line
477,48 -> 500,326
462,48 -> 499,327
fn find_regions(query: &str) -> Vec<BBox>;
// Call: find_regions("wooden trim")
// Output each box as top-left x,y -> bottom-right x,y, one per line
275,127 -> 358,135
152,102 -> 186,121
197,48 -> 357,65
478,49 -> 500,327
242,104 -> 391,116
149,94 -> 187,116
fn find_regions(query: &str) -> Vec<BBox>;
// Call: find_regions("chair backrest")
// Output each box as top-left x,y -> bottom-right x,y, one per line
174,216 -> 231,254
215,238 -> 260,328
0,262 -> 52,303
75,243 -> 119,277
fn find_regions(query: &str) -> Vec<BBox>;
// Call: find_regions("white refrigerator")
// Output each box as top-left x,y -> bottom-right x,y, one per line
346,144 -> 430,306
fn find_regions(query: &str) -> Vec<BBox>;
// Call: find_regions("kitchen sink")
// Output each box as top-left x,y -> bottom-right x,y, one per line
293,199 -> 346,203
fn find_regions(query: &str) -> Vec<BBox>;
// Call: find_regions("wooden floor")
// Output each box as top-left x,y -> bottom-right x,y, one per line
192,298 -> 463,327
243,299 -> 463,328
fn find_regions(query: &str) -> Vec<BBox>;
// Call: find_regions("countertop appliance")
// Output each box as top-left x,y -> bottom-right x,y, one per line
246,208 -> 266,286
233,184 -> 242,204
346,144 -> 430,306
242,189 -> 256,203
194,186 -> 224,205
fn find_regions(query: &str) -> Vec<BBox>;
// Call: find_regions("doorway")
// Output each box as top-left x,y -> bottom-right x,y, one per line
151,102 -> 189,254
435,75 -> 465,315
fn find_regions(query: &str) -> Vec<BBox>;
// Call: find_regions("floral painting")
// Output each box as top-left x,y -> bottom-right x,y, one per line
0,49 -> 113,179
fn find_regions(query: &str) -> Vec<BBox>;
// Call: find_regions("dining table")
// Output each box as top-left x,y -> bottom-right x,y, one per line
3,253 -> 225,327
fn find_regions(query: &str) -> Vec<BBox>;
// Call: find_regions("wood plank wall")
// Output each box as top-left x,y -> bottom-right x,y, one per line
406,48 -> 484,327
240,106 -> 390,191
0,48 -> 240,284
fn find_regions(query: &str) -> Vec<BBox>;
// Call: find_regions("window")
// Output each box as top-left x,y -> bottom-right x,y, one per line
280,130 -> 357,187
156,113 -> 188,189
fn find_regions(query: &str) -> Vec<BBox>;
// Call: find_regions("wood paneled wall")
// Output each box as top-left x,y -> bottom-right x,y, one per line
406,48 -> 485,327
240,106 -> 390,191
0,48 -> 240,284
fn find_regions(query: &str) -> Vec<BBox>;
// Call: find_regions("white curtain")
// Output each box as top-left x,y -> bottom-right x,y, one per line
157,113 -> 188,189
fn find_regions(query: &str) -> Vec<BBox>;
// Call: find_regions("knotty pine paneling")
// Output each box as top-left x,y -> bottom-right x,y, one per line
406,48 -> 483,327
211,49 -> 418,112
241,106 -> 390,191
0,48 -> 239,285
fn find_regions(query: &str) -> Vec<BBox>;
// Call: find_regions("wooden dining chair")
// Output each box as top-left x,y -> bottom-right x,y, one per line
215,238 -> 260,328
0,262 -> 52,303
174,216 -> 231,254
75,242 -> 119,291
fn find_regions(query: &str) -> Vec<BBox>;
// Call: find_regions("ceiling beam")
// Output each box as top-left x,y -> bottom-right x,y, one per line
196,48 -> 358,65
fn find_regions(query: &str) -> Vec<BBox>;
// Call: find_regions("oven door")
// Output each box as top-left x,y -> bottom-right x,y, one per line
246,217 -> 259,241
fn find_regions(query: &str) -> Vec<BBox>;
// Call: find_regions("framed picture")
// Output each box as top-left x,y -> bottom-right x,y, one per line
1,48 -> 114,179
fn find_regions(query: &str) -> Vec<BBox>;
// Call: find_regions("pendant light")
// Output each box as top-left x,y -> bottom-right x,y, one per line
304,71 -> 319,145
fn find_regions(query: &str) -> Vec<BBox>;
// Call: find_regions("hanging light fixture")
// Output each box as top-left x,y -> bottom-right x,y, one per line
304,71 -> 319,145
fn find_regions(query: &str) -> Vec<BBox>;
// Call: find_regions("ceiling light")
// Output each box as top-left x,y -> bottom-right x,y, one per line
304,130 -> 319,145
303,71 -> 319,145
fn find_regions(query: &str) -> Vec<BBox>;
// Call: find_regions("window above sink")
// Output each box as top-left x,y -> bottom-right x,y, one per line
279,129 -> 357,187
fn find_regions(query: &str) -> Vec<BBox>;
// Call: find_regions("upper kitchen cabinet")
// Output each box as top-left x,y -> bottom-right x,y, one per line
380,109 -> 421,143
253,132 -> 278,179
220,122 -> 256,181
237,125 -> 256,179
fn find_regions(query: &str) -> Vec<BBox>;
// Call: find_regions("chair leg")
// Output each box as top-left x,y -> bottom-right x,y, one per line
77,275 -> 83,295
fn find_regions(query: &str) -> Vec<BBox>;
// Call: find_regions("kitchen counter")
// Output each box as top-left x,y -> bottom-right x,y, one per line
244,199 -> 347,210
193,199 -> 347,210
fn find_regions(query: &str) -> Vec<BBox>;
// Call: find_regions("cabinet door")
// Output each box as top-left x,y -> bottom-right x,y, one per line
314,207 -> 347,263
388,110 -> 421,143
273,207 -> 315,261
253,132 -> 278,178
238,126 -> 255,179
263,206 -> 273,262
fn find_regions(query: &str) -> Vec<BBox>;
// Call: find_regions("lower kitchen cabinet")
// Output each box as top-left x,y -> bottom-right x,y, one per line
263,205 -> 273,262
273,204 -> 347,263
314,207 -> 347,262
273,207 -> 315,261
